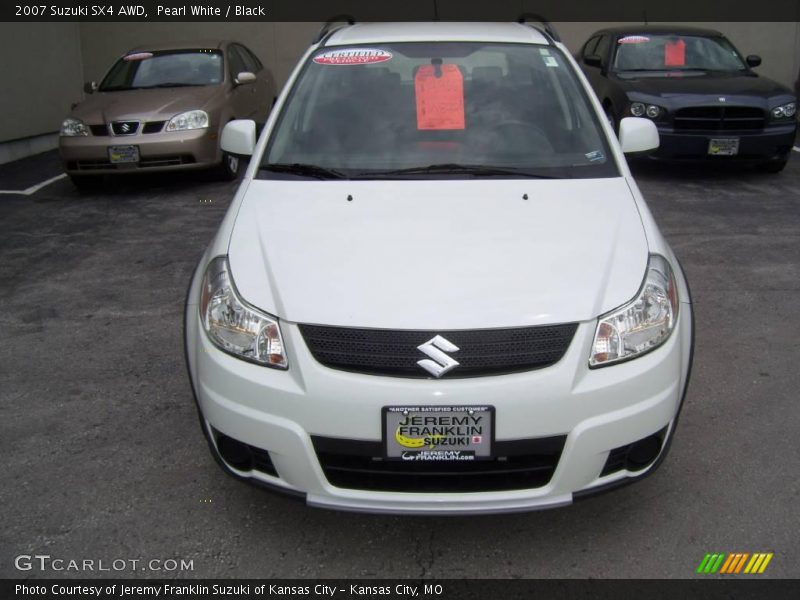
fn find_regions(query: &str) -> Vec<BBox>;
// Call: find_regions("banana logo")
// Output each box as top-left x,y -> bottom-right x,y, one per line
395,427 -> 445,449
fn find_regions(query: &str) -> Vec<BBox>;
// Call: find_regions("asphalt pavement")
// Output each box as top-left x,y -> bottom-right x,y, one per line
1,151 -> 798,579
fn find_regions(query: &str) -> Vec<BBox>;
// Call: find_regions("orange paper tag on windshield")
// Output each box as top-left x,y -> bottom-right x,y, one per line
664,40 -> 686,66
415,64 -> 465,130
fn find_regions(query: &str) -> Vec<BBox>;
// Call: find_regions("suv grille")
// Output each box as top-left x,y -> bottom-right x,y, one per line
312,435 -> 566,492
111,121 -> 140,135
673,106 -> 764,131
299,323 -> 577,378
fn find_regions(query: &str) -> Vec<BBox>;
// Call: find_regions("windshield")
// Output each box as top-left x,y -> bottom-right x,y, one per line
262,42 -> 617,179
613,34 -> 746,73
100,49 -> 223,90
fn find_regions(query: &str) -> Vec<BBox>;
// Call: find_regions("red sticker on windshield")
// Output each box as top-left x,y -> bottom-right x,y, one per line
313,48 -> 392,65
618,36 -> 650,44
415,64 -> 465,131
123,52 -> 153,61
664,39 -> 686,66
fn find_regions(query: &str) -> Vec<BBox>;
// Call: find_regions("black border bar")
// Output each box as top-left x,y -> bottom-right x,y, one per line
4,0 -> 800,22
4,579 -> 800,600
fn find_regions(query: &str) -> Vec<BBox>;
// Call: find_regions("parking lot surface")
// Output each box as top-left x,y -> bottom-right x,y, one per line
2,152 -> 799,578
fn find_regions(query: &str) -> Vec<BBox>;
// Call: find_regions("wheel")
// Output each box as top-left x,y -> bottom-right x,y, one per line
68,174 -> 102,191
218,152 -> 241,181
604,105 -> 618,134
760,157 -> 788,173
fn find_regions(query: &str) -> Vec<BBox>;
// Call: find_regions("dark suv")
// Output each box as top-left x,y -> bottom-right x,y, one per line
578,26 -> 796,172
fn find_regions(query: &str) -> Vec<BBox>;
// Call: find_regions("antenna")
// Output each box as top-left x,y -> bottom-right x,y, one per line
433,0 -> 440,21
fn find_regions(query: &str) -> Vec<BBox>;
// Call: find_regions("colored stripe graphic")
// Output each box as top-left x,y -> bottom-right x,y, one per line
719,553 -> 736,573
698,552 -> 773,574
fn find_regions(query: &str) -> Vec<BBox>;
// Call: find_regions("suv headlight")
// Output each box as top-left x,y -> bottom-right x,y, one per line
199,256 -> 288,369
60,118 -> 89,137
630,102 -> 664,120
166,109 -> 209,131
771,102 -> 796,119
590,255 -> 678,367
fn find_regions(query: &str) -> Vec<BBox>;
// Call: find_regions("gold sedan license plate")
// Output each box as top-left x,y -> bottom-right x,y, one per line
108,145 -> 140,164
383,405 -> 493,461
708,138 -> 739,156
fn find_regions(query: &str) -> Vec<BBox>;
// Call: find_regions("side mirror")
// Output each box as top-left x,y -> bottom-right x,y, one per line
618,117 -> 659,154
221,120 -> 256,156
746,55 -> 762,68
234,71 -> 256,85
584,54 -> 602,68
83,81 -> 98,94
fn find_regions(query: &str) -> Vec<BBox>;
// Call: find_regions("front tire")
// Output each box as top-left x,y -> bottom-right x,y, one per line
604,104 -> 618,135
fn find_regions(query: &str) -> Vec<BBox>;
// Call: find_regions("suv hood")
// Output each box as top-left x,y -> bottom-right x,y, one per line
614,71 -> 791,99
228,178 -> 648,330
71,85 -> 221,123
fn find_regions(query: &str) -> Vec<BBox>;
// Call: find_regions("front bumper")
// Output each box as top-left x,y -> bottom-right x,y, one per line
59,128 -> 221,175
651,123 -> 796,162
185,294 -> 693,514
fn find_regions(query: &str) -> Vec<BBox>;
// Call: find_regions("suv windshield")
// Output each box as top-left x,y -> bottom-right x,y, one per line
613,34 -> 746,73
100,49 -> 224,90
262,42 -> 617,179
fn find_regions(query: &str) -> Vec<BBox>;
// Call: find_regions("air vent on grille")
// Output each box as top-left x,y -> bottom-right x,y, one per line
673,106 -> 764,131
142,121 -> 165,134
299,323 -> 577,378
313,435 -> 566,492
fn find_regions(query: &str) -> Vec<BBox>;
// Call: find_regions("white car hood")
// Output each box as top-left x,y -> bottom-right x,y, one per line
228,178 -> 648,329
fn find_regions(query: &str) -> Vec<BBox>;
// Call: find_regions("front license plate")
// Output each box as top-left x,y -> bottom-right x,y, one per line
708,138 -> 739,156
383,405 -> 494,461
108,145 -> 139,163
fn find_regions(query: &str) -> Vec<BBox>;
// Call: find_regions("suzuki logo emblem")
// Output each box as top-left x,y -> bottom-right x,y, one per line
121,123 -> 130,132
417,335 -> 460,378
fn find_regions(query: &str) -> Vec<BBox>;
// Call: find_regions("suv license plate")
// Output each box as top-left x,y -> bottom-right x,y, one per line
383,405 -> 493,461
708,138 -> 739,156
108,145 -> 140,163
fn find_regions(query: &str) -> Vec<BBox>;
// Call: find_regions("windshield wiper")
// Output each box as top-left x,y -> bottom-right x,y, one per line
261,163 -> 348,180
357,163 -> 558,178
142,83 -> 204,88
99,86 -> 142,91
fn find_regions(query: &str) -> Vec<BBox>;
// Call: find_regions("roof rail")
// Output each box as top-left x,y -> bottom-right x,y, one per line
517,13 -> 561,43
313,15 -> 356,44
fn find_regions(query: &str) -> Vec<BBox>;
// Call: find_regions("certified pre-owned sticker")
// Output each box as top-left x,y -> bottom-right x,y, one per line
313,48 -> 393,65
618,35 -> 650,44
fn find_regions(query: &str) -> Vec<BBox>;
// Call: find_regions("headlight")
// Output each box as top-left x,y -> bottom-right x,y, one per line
166,109 -> 209,132
645,104 -> 662,119
590,255 -> 678,367
771,102 -> 796,119
199,256 -> 288,369
630,102 -> 663,119
60,118 -> 88,137
630,102 -> 646,117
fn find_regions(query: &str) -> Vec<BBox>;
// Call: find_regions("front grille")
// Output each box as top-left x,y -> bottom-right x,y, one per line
111,120 -> 140,135
673,106 -> 764,131
313,435 -> 565,492
142,121 -> 165,134
89,124 -> 108,136
299,323 -> 577,379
